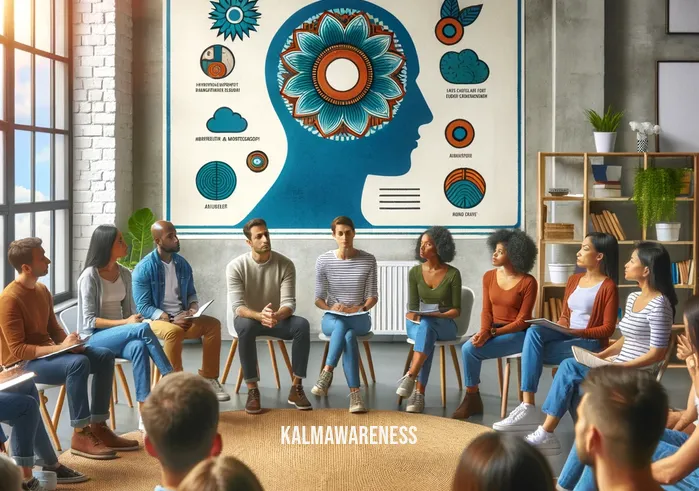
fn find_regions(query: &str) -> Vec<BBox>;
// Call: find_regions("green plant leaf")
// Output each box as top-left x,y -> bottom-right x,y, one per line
585,106 -> 624,132
459,5 -> 482,26
125,208 -> 156,267
632,167 -> 686,227
441,0 -> 460,18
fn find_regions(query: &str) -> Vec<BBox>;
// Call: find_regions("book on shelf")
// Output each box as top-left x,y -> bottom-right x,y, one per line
673,259 -> 695,286
547,297 -> 563,322
592,181 -> 622,198
589,210 -> 626,241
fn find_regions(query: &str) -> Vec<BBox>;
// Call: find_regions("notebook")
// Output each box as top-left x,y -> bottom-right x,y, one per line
572,346 -> 613,368
525,318 -> 573,336
0,368 -> 36,392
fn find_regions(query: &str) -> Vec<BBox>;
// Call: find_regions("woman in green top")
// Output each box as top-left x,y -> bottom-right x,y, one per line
397,226 -> 462,413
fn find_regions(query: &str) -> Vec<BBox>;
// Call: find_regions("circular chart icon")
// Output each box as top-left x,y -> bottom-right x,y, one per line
196,161 -> 237,201
200,45 -> 235,79
435,17 -> 464,45
246,151 -> 269,172
444,168 -> 486,209
445,119 -> 475,148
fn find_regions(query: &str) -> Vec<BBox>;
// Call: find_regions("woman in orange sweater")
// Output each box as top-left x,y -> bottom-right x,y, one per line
453,229 -> 538,419
492,232 -> 619,431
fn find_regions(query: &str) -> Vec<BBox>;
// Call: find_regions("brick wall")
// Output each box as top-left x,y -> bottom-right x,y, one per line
72,0 -> 132,282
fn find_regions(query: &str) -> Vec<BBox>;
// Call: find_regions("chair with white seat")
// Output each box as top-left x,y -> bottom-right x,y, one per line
220,331 -> 294,393
316,331 -> 375,389
399,286 -> 475,407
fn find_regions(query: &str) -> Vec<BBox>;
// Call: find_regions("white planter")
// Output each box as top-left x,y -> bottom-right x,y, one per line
655,222 -> 681,242
549,263 -> 576,284
593,132 -> 617,153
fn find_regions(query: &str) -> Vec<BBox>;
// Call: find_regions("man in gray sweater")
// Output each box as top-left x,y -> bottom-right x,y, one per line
226,218 -> 312,414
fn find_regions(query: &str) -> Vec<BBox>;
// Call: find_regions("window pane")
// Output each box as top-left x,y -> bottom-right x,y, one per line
14,0 -> 31,45
55,61 -> 67,130
55,209 -> 68,293
55,134 -> 67,200
35,132 -> 50,201
0,44 -> 4,120
35,55 -> 51,127
36,211 -> 52,290
55,0 -> 66,56
0,0 -> 4,36
35,0 -> 51,52
15,213 -> 30,240
15,49 -> 32,125
14,130 -> 31,203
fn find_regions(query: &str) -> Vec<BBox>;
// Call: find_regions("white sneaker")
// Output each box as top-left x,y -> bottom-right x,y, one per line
525,425 -> 562,456
493,402 -> 542,432
396,373 -> 416,398
206,377 -> 231,402
405,390 -> 425,413
138,416 -> 146,433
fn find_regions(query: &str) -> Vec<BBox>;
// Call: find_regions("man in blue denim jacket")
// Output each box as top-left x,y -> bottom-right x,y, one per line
132,221 -> 229,401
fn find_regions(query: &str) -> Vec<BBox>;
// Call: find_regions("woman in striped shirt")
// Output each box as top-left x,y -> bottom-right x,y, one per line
524,241 -> 677,457
311,216 -> 378,413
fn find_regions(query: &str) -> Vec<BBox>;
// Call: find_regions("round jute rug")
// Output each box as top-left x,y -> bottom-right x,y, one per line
57,409 -> 490,491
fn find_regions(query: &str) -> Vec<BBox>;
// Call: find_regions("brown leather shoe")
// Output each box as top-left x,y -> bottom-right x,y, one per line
70,427 -> 117,460
90,422 -> 140,451
452,391 -> 484,419
245,387 -> 262,414
288,384 -> 312,410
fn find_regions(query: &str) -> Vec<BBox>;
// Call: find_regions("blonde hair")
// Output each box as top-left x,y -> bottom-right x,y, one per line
178,456 -> 263,491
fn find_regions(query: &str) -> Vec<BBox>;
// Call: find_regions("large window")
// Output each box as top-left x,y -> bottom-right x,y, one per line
0,0 -> 71,301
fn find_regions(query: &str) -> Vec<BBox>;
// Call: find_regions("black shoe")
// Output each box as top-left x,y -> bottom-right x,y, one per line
44,464 -> 89,484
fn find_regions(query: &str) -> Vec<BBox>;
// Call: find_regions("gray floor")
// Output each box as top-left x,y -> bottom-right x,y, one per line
37,340 -> 691,478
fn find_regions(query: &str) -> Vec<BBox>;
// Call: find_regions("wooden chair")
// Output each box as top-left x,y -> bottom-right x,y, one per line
316,331 -> 376,389
398,287 -> 476,407
498,353 -> 558,418
220,333 -> 294,393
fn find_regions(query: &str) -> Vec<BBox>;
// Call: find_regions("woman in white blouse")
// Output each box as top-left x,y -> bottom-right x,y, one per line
77,225 -> 173,430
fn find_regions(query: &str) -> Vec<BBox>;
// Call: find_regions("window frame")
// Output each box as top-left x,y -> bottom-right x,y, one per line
0,0 -> 73,302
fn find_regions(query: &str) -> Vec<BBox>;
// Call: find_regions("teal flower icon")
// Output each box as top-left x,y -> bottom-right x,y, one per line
209,0 -> 260,42
279,10 -> 407,140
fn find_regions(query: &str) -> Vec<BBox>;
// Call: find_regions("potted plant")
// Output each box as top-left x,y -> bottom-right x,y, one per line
585,106 -> 624,153
632,167 -> 687,242
117,208 -> 157,270
629,121 -> 661,152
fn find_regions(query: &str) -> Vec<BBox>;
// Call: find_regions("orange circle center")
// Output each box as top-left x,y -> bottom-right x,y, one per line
313,44 -> 373,105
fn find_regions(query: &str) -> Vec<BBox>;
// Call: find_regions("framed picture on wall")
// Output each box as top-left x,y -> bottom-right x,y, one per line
667,0 -> 699,34
656,60 -> 699,151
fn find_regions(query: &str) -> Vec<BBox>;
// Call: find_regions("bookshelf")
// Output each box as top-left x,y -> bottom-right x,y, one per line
536,152 -> 699,368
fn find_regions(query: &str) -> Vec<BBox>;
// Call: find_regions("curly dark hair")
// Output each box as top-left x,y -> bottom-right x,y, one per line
415,226 -> 456,263
486,229 -> 538,274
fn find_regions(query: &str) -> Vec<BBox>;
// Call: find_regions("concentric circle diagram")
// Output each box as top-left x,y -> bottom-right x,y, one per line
435,17 -> 464,45
196,161 -> 237,201
200,45 -> 236,79
445,119 -> 475,148
246,151 -> 269,172
444,168 -> 486,209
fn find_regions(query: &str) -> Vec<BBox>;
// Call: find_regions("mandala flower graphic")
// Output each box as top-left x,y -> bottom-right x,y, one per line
209,0 -> 260,42
279,10 -> 407,141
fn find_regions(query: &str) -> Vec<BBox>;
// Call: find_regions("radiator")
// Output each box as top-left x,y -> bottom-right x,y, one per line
371,261 -> 417,335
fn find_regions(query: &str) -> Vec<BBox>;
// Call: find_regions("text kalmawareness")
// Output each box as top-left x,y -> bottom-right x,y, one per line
280,425 -> 418,445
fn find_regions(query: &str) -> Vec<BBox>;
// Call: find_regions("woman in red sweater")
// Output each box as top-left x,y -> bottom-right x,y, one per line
492,232 -> 618,431
453,229 -> 538,419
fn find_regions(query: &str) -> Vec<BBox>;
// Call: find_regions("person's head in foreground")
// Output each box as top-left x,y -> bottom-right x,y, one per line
451,431 -> 554,491
575,365 -> 668,489
0,453 -> 22,491
142,372 -> 222,490
177,456 -> 264,491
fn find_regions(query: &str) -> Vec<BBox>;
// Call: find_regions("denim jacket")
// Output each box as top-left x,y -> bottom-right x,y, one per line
132,250 -> 198,320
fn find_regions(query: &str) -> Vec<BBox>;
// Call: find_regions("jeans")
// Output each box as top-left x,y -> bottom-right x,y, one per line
406,317 -> 457,387
87,322 -> 174,402
321,313 -> 372,389
521,325 -> 601,393
541,358 -> 589,420
25,346 -> 115,428
0,380 -> 58,468
461,331 -> 526,387
234,316 -> 310,383
150,315 -> 222,378
560,430 -> 699,491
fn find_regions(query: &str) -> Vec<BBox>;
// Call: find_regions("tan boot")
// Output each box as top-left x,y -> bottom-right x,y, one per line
70,427 -> 117,460
90,422 -> 140,451
452,391 -> 484,419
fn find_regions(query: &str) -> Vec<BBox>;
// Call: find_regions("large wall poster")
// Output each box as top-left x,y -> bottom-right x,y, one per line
164,0 -> 523,236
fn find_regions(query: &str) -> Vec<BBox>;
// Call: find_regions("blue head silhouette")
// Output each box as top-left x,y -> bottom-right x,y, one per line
238,0 -> 433,229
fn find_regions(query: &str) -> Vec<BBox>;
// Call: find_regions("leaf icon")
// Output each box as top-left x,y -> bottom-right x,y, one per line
459,4 -> 483,27
441,0 -> 461,19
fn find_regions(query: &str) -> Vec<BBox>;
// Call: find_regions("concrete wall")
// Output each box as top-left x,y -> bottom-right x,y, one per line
125,0 -> 609,338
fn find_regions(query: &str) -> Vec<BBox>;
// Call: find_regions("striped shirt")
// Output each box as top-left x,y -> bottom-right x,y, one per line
614,292 -> 673,364
315,250 -> 378,307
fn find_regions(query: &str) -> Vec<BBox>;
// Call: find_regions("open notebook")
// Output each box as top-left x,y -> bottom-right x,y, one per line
0,368 -> 36,392
572,346 -> 614,368
526,319 -> 573,336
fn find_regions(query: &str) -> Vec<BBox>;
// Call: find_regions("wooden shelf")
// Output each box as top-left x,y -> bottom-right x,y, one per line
589,197 -> 693,202
542,196 -> 584,202
541,152 -> 698,158
543,240 -> 693,246
543,283 -> 693,289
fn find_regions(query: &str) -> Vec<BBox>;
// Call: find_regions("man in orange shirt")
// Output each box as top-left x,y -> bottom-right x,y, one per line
0,238 -> 137,460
